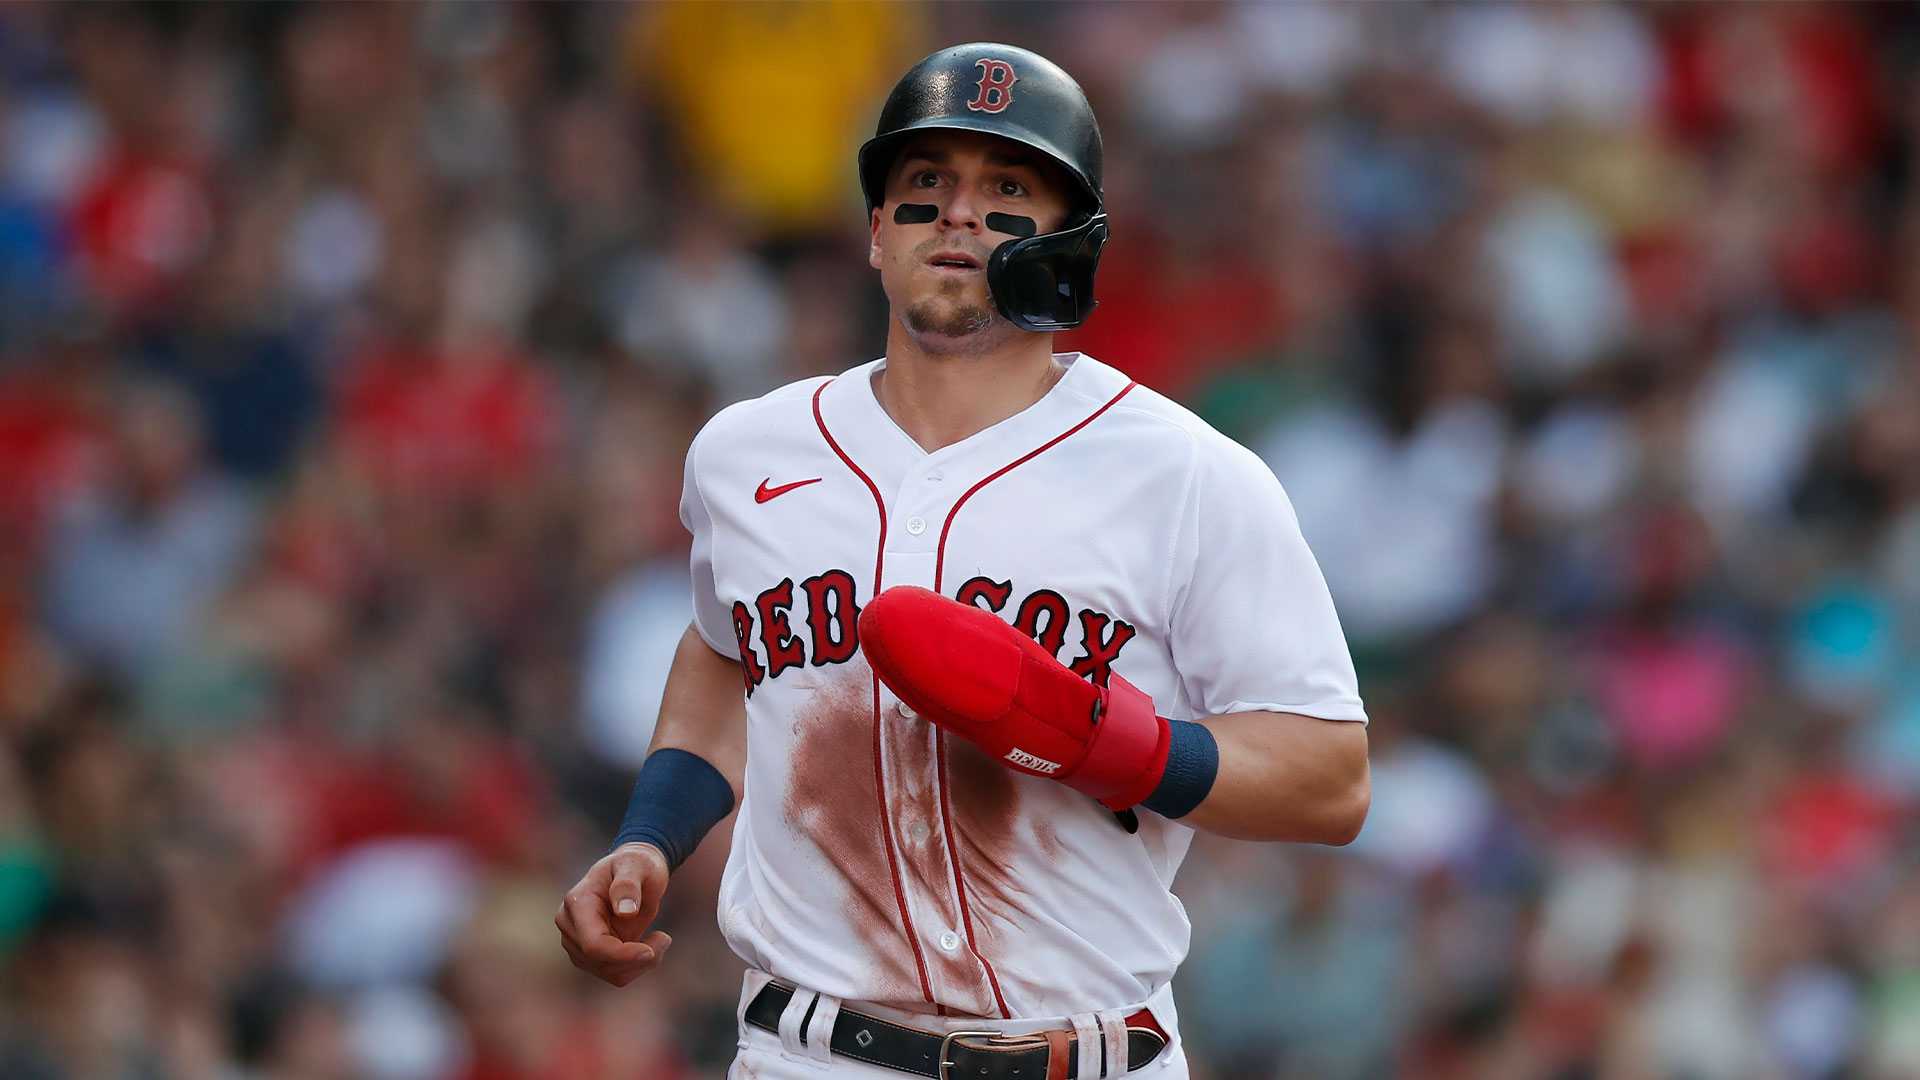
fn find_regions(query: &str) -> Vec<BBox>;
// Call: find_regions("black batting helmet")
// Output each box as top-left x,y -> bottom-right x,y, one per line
859,42 -> 1108,332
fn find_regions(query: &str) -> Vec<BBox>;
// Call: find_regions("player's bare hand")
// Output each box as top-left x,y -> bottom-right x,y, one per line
556,842 -> 673,986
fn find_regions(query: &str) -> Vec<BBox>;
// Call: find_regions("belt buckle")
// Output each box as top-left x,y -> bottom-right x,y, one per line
937,1029 -> 1012,1080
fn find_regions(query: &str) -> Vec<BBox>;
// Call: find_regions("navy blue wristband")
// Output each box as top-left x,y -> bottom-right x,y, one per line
612,748 -> 736,871
1141,720 -> 1218,820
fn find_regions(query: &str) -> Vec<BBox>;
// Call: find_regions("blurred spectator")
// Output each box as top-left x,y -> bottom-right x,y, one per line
40,377 -> 258,680
606,208 -> 790,401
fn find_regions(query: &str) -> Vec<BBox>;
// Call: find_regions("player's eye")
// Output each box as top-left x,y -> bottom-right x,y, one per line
912,169 -> 941,188
997,178 -> 1028,197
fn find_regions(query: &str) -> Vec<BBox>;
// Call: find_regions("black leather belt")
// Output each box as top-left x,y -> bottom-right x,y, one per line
744,981 -> 1168,1079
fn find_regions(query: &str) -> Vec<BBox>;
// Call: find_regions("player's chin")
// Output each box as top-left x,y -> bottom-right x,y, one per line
904,297 -> 995,340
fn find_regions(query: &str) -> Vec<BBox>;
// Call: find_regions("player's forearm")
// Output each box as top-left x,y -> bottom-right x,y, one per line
1176,711 -> 1369,845
608,625 -> 749,870
644,624 -> 749,802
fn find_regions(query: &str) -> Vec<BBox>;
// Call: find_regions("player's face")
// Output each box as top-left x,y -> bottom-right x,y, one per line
869,130 -> 1072,350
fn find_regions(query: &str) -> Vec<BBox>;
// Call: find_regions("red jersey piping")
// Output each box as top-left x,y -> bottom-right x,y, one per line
811,379 -> 936,1009
930,378 -> 1139,1019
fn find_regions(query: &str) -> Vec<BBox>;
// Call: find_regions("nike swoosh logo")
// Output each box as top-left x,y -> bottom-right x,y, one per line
755,477 -> 823,504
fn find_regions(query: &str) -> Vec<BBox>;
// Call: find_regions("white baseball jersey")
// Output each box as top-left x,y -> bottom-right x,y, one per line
681,352 -> 1365,1022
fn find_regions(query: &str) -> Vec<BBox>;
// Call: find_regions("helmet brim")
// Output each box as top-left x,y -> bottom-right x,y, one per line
858,119 -> 1102,215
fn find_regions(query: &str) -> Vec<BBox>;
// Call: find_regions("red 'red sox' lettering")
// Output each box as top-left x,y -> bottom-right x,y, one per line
730,572 -> 1134,693
755,577 -> 806,680
801,569 -> 860,665
731,600 -> 766,695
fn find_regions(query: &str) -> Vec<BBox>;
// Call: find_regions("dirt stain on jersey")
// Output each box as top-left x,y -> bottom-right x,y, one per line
783,673 -> 924,1008
889,766 -> 952,907
942,737 -> 1034,939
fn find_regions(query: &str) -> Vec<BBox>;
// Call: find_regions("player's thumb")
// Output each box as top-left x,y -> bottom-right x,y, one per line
609,845 -> 666,921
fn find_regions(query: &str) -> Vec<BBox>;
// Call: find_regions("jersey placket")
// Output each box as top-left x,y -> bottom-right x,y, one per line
876,452 -> 1007,1017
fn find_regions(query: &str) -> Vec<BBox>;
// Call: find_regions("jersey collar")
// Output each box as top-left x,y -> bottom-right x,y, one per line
841,351 -> 1100,459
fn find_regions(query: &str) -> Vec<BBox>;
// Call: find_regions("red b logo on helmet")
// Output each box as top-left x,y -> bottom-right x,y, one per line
967,58 -> 1018,114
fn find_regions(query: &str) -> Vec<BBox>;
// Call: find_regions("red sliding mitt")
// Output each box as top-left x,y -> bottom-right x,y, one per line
858,586 -> 1171,811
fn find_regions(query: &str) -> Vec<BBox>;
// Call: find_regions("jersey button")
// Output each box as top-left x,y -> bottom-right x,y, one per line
937,931 -> 960,952
895,701 -> 916,720
908,822 -> 929,844
905,516 -> 926,536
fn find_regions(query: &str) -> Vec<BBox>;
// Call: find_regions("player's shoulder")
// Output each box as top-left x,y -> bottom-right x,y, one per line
1064,354 -> 1271,476
687,371 -> 848,478
684,372 -> 844,494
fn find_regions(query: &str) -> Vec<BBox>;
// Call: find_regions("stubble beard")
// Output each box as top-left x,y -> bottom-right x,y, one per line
903,281 -> 996,348
905,299 -> 993,340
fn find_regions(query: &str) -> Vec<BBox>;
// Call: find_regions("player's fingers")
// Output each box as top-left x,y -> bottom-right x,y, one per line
580,929 -> 654,973
555,898 -> 586,954
602,930 -> 673,986
556,857 -> 613,928
557,905 -> 634,979
557,906 -> 609,973
562,887 -> 609,936
629,929 -> 673,974
563,890 -> 652,966
557,926 -> 590,970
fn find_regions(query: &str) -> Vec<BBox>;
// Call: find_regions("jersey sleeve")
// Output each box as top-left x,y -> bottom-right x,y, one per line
681,424 -> 739,658
1166,435 -> 1367,723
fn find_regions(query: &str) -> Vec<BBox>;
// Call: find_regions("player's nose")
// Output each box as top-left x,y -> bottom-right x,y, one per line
940,186 -> 983,233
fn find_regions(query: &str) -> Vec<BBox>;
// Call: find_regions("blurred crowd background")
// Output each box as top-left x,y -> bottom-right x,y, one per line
2,2 -> 1918,1078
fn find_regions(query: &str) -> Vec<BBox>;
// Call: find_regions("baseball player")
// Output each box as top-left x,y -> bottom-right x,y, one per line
557,43 -> 1369,1080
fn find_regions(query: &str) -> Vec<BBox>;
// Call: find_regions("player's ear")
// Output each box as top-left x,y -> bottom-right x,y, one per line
869,206 -> 884,270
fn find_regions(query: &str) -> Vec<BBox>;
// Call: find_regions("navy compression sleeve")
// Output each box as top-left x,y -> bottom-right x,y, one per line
1141,719 -> 1219,820
611,748 -> 735,871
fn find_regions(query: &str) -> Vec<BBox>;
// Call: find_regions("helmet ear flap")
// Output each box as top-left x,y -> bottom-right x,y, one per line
986,213 -> 1108,332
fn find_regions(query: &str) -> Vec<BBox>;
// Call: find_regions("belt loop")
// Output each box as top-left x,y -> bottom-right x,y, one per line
738,969 -> 776,1027
1069,1012 -> 1102,1080
803,993 -> 842,1064
1095,1010 -> 1129,1076
778,987 -> 817,1058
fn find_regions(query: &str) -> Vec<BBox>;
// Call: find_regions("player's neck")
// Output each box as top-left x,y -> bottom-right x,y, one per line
876,327 -> 1064,453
